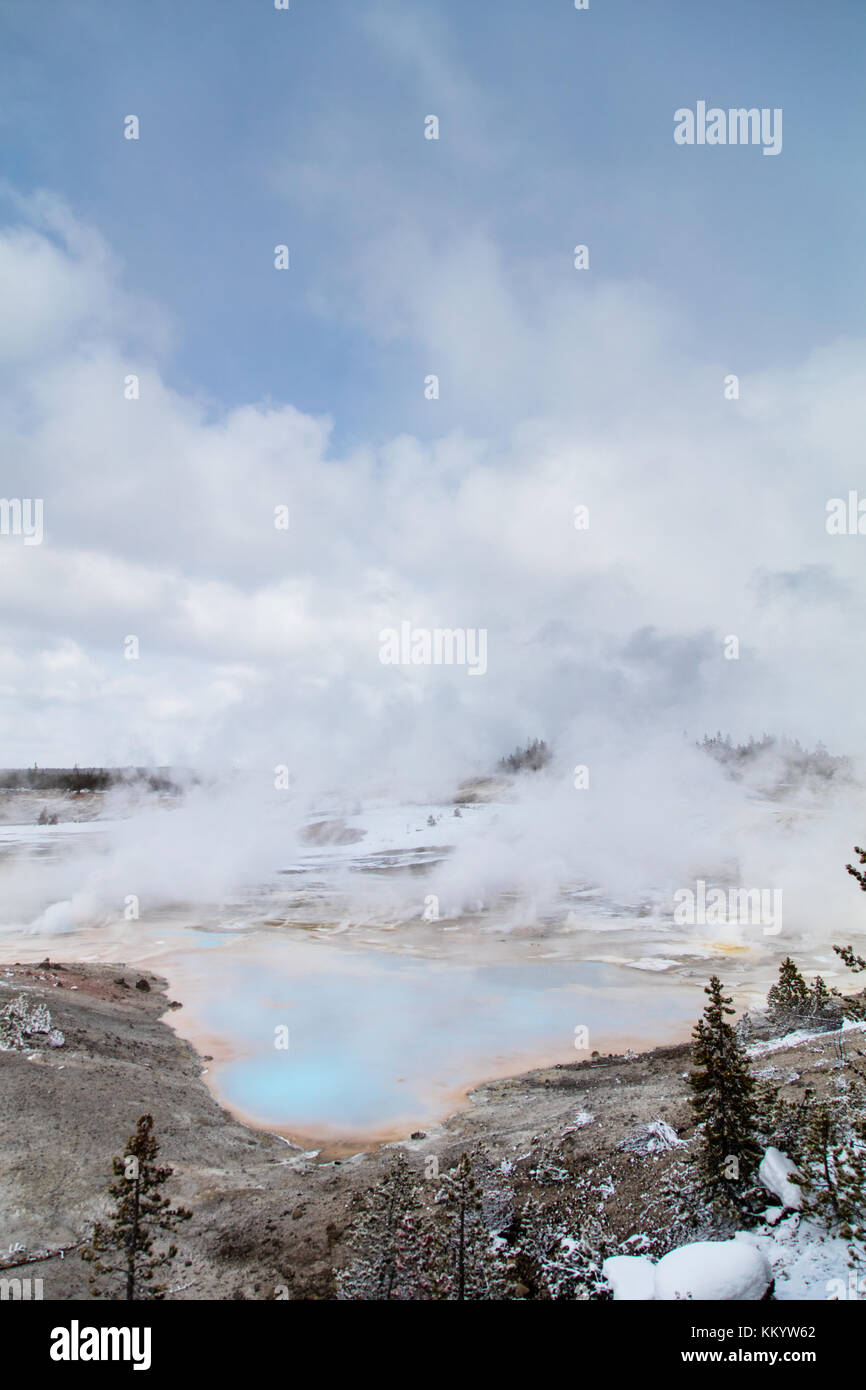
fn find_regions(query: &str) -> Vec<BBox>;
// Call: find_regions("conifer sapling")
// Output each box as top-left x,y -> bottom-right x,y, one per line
81,1114 -> 192,1300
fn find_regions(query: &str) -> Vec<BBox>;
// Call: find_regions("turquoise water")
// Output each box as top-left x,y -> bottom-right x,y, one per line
173,944 -> 702,1139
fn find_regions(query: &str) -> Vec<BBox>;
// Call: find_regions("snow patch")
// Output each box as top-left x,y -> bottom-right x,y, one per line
759,1148 -> 803,1211
602,1255 -> 656,1301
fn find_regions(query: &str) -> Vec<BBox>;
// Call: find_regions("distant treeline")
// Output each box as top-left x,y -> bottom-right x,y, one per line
698,734 -> 848,784
0,767 -> 185,794
497,739 -> 553,774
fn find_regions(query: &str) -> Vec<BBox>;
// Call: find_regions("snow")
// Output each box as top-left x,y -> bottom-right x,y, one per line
602,1255 -> 656,1300
654,1239 -> 772,1301
605,1222 -> 863,1302
603,1239 -> 772,1301
624,957 -> 679,972
737,1219 -> 862,1301
758,1147 -> 803,1210
0,820 -> 112,842
293,800 -> 493,870
747,1019 -> 866,1057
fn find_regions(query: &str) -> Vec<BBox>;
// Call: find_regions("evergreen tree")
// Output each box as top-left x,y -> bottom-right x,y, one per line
81,1114 -> 191,1300
834,1117 -> 866,1242
831,944 -> 866,1020
511,1183 -> 614,1300
431,1152 -> 506,1300
845,846 -> 866,894
809,975 -> 832,1015
336,1153 -> 421,1300
689,976 -> 762,1210
833,943 -> 866,973
796,1103 -> 866,1240
767,957 -> 810,1019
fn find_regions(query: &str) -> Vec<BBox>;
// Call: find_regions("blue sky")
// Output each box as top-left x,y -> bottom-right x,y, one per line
3,0 -> 864,449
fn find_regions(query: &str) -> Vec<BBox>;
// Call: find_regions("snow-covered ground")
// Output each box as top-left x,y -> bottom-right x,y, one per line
605,1219 -> 863,1301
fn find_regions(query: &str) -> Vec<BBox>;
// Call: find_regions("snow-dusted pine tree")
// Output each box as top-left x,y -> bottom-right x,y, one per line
767,957 -> 810,1020
511,1187 -> 614,1299
831,941 -> 866,1019
845,846 -> 866,894
797,1102 -> 866,1240
689,976 -> 762,1212
809,975 -> 834,1016
336,1153 -> 422,1300
429,1152 -> 507,1300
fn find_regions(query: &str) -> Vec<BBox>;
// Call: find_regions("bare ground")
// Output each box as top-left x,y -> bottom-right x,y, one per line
1,960 -> 862,1299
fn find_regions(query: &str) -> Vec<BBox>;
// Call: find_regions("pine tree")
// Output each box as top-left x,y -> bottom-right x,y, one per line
511,1182 -> 615,1300
430,1152 -> 506,1300
336,1153 -> 421,1300
797,1103 -> 866,1240
833,943 -> 866,973
845,846 -> 866,893
689,976 -> 762,1210
809,975 -> 832,1015
831,943 -> 866,1020
81,1114 -> 191,1300
834,1117 -> 866,1241
767,957 -> 810,1019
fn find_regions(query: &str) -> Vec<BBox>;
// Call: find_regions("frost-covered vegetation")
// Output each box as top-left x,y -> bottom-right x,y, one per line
0,994 -> 64,1051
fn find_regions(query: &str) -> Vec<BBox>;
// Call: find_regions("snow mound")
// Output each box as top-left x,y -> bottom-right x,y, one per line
603,1239 -> 773,1301
602,1255 -> 656,1300
759,1147 -> 803,1211
654,1239 -> 772,1301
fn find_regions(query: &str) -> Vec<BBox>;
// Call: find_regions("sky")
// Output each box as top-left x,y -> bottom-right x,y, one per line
0,0 -> 865,787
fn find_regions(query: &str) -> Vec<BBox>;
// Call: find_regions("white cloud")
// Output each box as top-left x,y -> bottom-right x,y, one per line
0,194 -> 864,785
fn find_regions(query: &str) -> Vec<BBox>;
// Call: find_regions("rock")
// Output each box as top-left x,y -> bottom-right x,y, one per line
134,978 -> 150,992
410,1131 -> 426,1140
47,1029 -> 65,1048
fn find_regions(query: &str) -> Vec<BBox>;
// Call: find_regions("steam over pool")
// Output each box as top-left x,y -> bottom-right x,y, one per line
0,766 -> 861,1146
